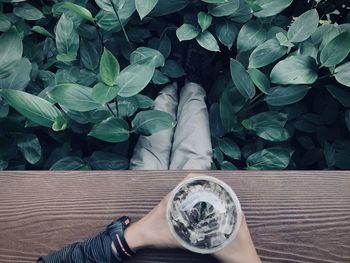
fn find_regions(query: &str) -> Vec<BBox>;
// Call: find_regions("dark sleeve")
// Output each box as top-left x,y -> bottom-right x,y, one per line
37,230 -> 122,263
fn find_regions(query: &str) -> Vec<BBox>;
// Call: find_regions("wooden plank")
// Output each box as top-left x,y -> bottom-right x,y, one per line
0,171 -> 349,263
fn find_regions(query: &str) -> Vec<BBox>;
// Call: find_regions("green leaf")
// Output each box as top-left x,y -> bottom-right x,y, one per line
218,137 -> 241,160
229,0 -> 252,23
152,69 -> 170,85
135,0 -> 158,20
117,96 -> 138,117
202,0 -> 227,3
326,85 -> 350,107
287,9 -> 319,43
48,84 -> 101,112
0,160 -> 8,171
130,47 -> 165,68
265,85 -> 311,106
0,58 -> 32,91
208,0 -> 240,17
294,116 -> 317,133
215,21 -> 238,49
117,62 -> 155,97
254,0 -> 293,18
196,30 -> 220,52
324,141 -> 335,168
50,156 -> 88,170
270,55 -> 318,85
247,68 -> 270,94
210,103 -> 226,137
335,62 -> 350,87
95,0 -> 135,31
31,26 -> 54,38
0,99 -> 9,118
55,13 -> 79,62
80,39 -> 101,71
63,2 -> 94,22
333,140 -> 350,169
198,12 -> 212,32
13,3 -> 44,21
0,89 -> 66,131
0,15 -> 11,32
276,32 -> 294,48
52,115 -> 67,132
89,151 -> 129,170
213,147 -> 224,162
17,134 -> 42,165
95,0 -> 127,12
150,0 -> 189,16
237,20 -> 266,52
132,109 -> 175,136
246,147 -> 292,170
220,85 -> 246,131
320,31 -> 350,68
176,24 -> 200,42
245,0 -> 262,12
89,117 -> 130,143
92,82 -> 119,104
249,38 -> 288,68
100,47 -> 120,86
134,94 -> 153,109
148,35 -> 171,59
220,161 -> 237,170
161,59 -> 185,78
0,27 -> 23,79
242,111 -> 290,142
299,41 -> 318,60
310,23 -> 334,46
345,110 -> 350,132
230,59 -> 255,99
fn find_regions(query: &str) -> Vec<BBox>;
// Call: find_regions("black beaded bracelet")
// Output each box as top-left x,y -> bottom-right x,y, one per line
107,216 -> 136,260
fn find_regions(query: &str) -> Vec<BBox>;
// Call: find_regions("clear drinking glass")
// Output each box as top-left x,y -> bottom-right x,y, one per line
167,176 -> 242,254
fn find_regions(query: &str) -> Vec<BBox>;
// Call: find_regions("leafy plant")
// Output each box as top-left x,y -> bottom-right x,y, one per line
0,0 -> 349,170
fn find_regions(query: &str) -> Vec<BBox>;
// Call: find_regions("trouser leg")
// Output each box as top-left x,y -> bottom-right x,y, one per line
129,83 -> 178,170
169,82 -> 212,170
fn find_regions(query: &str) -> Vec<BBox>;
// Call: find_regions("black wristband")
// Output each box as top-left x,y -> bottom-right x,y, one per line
107,216 -> 136,260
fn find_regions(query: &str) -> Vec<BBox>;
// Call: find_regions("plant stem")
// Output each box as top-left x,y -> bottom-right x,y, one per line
319,73 -> 335,80
245,93 -> 265,112
107,103 -> 117,117
110,0 -> 133,50
94,22 -> 104,55
114,97 -> 119,117
250,92 -> 264,104
160,26 -> 177,40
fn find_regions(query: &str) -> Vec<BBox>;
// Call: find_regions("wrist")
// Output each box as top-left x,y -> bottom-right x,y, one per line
110,217 -> 148,259
124,220 -> 149,251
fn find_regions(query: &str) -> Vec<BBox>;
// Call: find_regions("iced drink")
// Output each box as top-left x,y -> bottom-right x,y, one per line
167,176 -> 242,254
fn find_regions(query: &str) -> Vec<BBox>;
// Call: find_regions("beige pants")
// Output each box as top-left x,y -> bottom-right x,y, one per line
130,82 -> 212,170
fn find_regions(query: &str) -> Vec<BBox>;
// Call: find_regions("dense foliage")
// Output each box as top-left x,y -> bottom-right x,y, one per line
0,0 -> 349,170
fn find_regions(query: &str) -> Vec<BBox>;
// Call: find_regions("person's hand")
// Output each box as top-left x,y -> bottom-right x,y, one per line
124,173 -> 200,250
213,213 -> 261,263
124,191 -> 180,250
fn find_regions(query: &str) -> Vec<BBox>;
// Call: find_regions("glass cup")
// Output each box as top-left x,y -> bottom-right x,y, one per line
166,176 -> 242,254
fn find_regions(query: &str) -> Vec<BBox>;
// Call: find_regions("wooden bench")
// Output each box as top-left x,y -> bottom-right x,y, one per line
0,171 -> 349,263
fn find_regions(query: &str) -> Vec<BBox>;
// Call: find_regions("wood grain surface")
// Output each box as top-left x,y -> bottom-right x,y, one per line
0,171 -> 349,263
